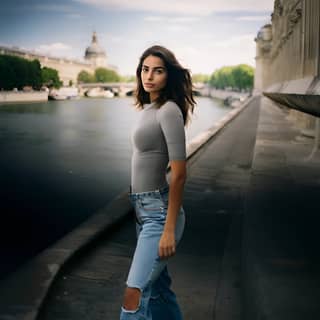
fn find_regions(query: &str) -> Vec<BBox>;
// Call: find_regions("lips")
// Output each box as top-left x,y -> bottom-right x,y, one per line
144,83 -> 155,88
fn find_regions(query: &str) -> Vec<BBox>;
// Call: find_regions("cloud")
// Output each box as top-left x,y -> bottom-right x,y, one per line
33,4 -> 84,18
173,46 -> 202,68
144,16 -> 199,23
67,13 -> 84,19
237,15 -> 271,21
104,33 -> 126,44
212,34 -> 255,48
33,4 -> 76,13
73,0 -> 274,15
143,15 -> 197,33
36,42 -> 73,56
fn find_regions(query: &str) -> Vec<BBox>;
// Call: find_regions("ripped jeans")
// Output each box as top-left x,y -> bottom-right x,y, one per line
120,185 -> 185,320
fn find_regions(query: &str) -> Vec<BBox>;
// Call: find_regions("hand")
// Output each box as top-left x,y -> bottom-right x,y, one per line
158,230 -> 176,259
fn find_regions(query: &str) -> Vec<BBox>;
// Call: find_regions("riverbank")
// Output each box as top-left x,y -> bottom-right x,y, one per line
0,91 -> 48,104
0,87 -> 251,105
0,96 -> 254,320
0,96 -> 231,281
209,88 -> 250,100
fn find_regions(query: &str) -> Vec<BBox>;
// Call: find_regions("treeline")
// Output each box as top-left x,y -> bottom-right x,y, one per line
77,68 -> 123,83
0,55 -> 124,91
0,55 -> 62,90
0,54 -> 254,91
209,64 -> 254,91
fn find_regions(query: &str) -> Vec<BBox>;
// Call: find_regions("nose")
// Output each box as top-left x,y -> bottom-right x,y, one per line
147,70 -> 153,80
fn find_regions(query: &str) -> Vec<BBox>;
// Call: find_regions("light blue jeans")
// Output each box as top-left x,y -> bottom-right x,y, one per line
120,185 -> 185,320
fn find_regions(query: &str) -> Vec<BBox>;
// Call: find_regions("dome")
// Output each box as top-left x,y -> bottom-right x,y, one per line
257,24 -> 272,41
85,32 -> 106,58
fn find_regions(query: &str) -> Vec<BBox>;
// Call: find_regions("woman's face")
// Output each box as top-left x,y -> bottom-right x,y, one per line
141,55 -> 167,100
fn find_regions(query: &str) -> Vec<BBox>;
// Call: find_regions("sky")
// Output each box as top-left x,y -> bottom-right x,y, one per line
0,0 -> 275,76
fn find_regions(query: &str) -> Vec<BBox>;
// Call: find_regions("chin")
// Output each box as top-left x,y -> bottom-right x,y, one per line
144,88 -> 156,94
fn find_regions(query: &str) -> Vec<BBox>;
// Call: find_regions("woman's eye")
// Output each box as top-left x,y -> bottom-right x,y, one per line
142,67 -> 148,72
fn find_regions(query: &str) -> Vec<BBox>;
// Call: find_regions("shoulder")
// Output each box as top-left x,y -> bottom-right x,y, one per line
156,100 -> 183,120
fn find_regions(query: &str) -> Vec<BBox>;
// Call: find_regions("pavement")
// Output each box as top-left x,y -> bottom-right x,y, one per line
242,97 -> 320,319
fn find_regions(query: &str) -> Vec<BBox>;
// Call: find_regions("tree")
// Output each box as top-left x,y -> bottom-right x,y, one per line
209,67 -> 234,89
41,67 -> 62,88
94,67 -> 121,82
120,75 -> 136,82
231,64 -> 254,91
209,64 -> 254,91
192,73 -> 210,83
29,60 -> 42,89
77,70 -> 95,83
0,55 -> 42,90
0,55 -> 16,90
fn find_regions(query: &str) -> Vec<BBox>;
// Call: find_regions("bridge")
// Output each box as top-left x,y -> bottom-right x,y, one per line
78,82 -> 205,97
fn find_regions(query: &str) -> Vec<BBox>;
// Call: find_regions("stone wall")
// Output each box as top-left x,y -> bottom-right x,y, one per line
0,91 -> 48,104
255,0 -> 320,134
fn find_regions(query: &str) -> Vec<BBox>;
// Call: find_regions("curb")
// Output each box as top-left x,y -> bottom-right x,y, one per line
0,95 -> 256,320
186,96 -> 256,160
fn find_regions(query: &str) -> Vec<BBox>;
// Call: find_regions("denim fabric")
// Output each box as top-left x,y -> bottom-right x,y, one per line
120,185 -> 185,320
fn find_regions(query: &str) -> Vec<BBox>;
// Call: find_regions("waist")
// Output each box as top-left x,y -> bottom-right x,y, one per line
128,184 -> 169,201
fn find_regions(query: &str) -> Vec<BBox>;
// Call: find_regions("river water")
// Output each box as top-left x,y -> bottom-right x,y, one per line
0,96 -> 230,278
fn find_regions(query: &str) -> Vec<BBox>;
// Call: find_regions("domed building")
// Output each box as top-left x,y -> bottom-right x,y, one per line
0,31 -> 118,86
85,32 -> 107,68
254,24 -> 273,93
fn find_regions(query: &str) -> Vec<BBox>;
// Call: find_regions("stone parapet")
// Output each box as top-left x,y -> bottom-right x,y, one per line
0,91 -> 48,104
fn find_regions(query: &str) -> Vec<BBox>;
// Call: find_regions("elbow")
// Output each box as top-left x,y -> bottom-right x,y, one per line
171,172 -> 187,185
170,160 -> 187,185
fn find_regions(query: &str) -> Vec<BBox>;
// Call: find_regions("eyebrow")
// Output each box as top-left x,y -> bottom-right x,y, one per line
142,64 -> 166,70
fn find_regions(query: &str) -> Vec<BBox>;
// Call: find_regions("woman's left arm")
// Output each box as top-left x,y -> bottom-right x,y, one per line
158,159 -> 186,259
157,102 -> 187,259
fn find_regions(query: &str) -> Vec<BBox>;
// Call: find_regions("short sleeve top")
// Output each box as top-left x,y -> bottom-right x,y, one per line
130,100 -> 186,193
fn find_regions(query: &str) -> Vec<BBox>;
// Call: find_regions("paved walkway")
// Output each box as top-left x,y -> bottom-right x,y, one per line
37,98 -> 261,320
243,97 -> 320,319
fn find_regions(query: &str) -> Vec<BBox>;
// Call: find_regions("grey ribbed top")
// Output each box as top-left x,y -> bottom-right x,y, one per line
131,100 -> 186,193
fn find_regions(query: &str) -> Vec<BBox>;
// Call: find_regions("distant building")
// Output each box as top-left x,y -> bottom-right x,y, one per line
0,32 -> 118,85
85,31 -> 107,68
254,24 -> 272,93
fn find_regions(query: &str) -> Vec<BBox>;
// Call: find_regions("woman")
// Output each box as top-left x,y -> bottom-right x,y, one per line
120,45 -> 195,320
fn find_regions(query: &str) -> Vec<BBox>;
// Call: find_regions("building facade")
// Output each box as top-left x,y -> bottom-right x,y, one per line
254,0 -> 320,133
0,32 -> 117,85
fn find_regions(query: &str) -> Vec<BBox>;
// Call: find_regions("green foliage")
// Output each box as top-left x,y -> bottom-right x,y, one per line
231,64 -> 254,90
120,75 -> 136,82
77,70 -> 95,83
77,68 -> 121,83
0,54 -> 63,90
0,56 -> 16,90
0,55 -> 43,90
192,73 -> 210,83
94,67 -> 121,83
209,64 -> 254,91
41,66 -> 63,88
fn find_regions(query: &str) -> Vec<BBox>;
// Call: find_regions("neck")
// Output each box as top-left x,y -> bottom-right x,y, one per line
150,92 -> 159,102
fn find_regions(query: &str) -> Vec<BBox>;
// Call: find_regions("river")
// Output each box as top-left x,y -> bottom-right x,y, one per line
0,96 -> 230,278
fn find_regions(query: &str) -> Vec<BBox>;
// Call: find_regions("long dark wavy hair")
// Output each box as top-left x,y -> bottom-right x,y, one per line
134,45 -> 196,126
